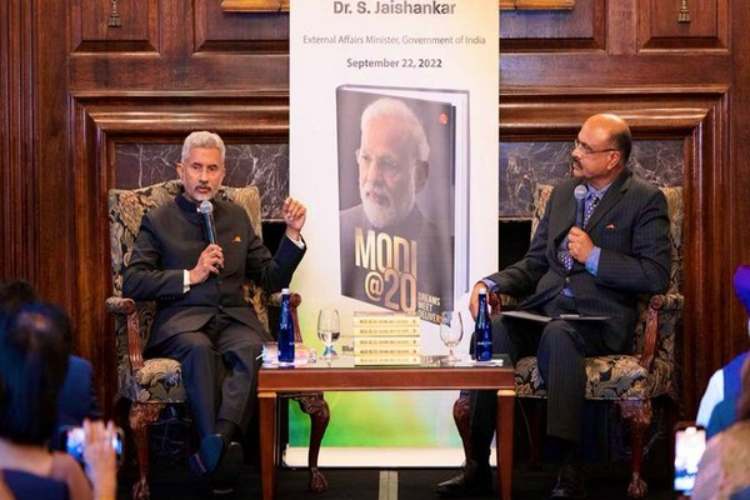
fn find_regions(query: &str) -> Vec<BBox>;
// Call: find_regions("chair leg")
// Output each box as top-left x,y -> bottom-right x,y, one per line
527,400 -> 543,469
295,393 -> 330,493
618,399 -> 652,499
453,393 -> 472,461
128,402 -> 166,500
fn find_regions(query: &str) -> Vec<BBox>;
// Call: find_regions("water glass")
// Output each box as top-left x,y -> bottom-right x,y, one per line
317,308 -> 341,359
440,310 -> 464,364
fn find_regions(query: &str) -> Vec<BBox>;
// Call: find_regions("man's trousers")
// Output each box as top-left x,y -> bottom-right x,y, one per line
469,294 -> 619,463
148,312 -> 272,439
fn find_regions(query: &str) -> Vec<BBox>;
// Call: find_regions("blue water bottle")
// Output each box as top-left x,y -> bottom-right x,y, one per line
278,288 -> 295,365
474,288 -> 493,361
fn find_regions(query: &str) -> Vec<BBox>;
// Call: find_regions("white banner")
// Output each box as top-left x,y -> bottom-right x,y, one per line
289,0 -> 499,464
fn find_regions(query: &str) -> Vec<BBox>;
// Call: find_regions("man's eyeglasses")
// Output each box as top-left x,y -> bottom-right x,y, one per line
573,139 -> 619,157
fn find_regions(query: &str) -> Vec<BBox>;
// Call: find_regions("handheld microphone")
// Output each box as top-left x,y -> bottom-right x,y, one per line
574,185 -> 587,227
197,200 -> 218,245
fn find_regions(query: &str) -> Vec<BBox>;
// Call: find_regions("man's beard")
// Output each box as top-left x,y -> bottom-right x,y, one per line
360,182 -> 415,229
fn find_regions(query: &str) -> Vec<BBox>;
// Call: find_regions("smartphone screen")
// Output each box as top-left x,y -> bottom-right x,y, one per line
674,425 -> 706,494
65,426 -> 123,463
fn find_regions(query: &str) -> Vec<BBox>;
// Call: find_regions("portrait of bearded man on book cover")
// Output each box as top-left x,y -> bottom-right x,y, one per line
339,95 -> 454,322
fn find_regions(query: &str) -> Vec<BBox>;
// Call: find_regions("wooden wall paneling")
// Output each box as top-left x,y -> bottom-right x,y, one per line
607,0 -> 637,55
194,0 -> 288,53
729,0 -> 750,363
499,86 -> 730,415
68,92 -> 289,414
638,0 -> 729,52
513,0 -> 576,9
36,0 -> 73,312
69,1 -> 289,93
70,99 -> 113,412
0,0 -> 36,282
70,0 -> 161,53
221,0 -> 289,12
220,0 -> 576,11
500,52 -> 731,87
500,0 -> 605,51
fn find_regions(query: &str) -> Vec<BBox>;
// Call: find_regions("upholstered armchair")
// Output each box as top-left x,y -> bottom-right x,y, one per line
107,180 -> 329,500
453,184 -> 684,498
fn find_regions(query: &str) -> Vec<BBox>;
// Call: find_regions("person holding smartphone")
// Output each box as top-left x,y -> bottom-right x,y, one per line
0,303 -> 117,500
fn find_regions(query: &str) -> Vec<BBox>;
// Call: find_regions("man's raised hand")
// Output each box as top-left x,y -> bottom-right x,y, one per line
283,197 -> 307,241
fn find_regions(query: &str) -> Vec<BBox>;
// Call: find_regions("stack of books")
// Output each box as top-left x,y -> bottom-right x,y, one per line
353,312 -> 421,365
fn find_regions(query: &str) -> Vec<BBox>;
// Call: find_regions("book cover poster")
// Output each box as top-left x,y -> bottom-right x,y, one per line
289,0 -> 499,464
337,88 -> 459,321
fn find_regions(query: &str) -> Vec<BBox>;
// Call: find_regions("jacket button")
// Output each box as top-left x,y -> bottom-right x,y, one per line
565,277 -> 570,283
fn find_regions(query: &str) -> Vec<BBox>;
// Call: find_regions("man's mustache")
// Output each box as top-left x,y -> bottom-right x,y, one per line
362,185 -> 391,204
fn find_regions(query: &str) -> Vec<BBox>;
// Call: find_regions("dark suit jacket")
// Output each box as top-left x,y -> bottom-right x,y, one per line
487,169 -> 671,352
123,194 -> 305,348
339,204 -> 453,316
56,355 -> 101,428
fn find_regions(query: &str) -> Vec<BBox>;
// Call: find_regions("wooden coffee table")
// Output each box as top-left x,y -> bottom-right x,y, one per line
257,356 -> 515,500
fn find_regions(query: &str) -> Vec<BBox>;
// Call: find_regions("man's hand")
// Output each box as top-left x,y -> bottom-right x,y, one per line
283,197 -> 307,241
189,244 -> 224,284
469,281 -> 500,320
567,227 -> 595,263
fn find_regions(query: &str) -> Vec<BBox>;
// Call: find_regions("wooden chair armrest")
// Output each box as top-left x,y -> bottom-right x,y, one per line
106,296 -> 145,372
639,293 -> 683,371
106,296 -> 136,315
290,293 -> 303,343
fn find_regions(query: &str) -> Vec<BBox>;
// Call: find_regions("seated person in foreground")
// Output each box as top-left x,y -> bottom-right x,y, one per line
0,280 -> 101,448
123,131 -> 307,480
0,303 -> 116,500
692,356 -> 750,500
436,114 -> 671,499
696,265 -> 750,438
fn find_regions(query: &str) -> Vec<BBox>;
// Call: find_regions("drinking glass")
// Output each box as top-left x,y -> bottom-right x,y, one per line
440,310 -> 464,364
317,308 -> 341,359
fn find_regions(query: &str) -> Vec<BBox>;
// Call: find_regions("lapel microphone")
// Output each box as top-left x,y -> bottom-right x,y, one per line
574,184 -> 588,228
197,200 -> 218,245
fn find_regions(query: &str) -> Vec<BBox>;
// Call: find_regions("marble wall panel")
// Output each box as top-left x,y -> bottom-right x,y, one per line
499,140 -> 684,219
116,140 -> 683,222
115,143 -> 289,220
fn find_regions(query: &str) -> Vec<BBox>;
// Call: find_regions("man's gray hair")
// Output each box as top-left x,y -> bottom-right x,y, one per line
360,98 -> 430,163
181,131 -> 226,164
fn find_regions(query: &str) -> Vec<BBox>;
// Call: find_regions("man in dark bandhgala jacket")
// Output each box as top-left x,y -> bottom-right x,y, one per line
123,131 -> 307,479
437,114 -> 671,499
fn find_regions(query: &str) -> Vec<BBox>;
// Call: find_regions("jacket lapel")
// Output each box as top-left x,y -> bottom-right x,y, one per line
584,169 -> 632,232
551,185 -> 578,244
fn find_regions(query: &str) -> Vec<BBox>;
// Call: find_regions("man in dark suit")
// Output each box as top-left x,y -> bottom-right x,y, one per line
437,114 -> 671,498
123,131 -> 307,479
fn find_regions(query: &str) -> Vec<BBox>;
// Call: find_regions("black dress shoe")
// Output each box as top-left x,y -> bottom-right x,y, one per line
550,464 -> 586,499
212,440 -> 243,484
208,441 -> 243,495
436,460 -> 492,497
